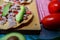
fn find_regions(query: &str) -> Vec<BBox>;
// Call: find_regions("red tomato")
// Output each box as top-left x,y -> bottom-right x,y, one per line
13,11 -> 18,15
48,1 -> 60,14
0,6 -> 2,10
26,11 -> 31,14
51,0 -> 57,1
51,0 -> 60,2
42,14 -> 60,30
0,11 -> 2,14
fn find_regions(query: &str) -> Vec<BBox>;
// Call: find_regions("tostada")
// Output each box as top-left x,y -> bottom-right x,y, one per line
0,0 -> 33,30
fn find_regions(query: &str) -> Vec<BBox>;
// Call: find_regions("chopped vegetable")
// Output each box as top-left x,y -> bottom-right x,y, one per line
0,6 -> 2,10
16,6 -> 26,22
0,11 -> 2,14
26,10 -> 31,14
23,15 -> 28,20
2,2 -> 12,16
13,10 -> 18,15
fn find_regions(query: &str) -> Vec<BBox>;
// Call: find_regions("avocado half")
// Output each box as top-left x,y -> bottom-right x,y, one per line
1,32 -> 26,40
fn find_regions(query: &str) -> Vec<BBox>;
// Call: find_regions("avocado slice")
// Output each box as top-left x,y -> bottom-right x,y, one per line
2,2 -> 12,16
16,5 -> 26,22
1,32 -> 26,40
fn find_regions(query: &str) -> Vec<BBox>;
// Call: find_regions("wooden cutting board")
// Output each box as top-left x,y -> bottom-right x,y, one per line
0,0 -> 41,30
0,0 -> 4,5
18,0 -> 41,30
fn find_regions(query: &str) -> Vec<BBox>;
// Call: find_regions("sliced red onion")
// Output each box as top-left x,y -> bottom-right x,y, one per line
0,17 -> 7,25
23,15 -> 28,20
0,14 -> 2,17
8,18 -> 16,28
24,15 -> 27,17
0,21 -> 4,25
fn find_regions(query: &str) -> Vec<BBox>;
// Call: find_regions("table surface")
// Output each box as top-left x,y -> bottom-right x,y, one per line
0,0 -> 60,40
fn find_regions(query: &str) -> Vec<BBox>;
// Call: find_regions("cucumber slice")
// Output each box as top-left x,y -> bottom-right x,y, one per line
2,2 -> 12,16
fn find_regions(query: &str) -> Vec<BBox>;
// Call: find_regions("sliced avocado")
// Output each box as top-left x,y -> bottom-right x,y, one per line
1,32 -> 26,40
2,2 -> 12,16
16,5 -> 26,22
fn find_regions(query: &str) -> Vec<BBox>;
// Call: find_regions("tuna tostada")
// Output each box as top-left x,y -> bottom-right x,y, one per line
0,0 -> 33,30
